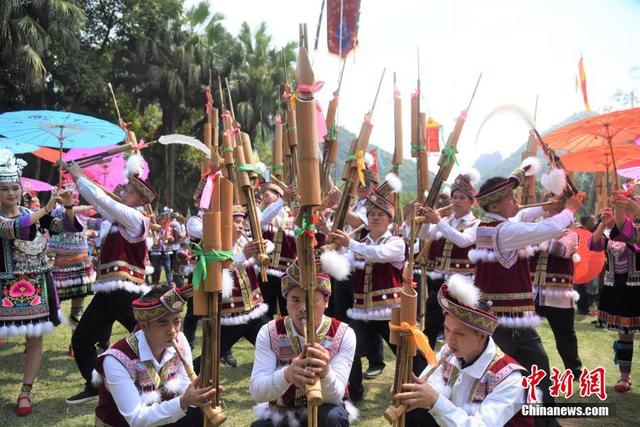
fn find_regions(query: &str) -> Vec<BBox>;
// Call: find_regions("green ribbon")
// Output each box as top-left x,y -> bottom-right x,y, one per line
441,146 -> 459,166
411,144 -> 426,153
221,146 -> 233,154
272,164 -> 284,172
236,163 -> 264,176
288,126 -> 297,133
327,125 -> 337,140
188,242 -> 233,289
294,215 -> 317,237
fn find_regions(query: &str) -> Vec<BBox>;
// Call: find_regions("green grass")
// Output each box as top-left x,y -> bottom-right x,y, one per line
0,299 -> 637,426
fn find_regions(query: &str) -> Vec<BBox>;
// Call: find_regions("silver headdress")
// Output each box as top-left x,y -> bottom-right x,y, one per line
0,149 -> 27,184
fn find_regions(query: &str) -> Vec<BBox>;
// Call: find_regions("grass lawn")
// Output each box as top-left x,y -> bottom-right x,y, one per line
0,299 -> 637,426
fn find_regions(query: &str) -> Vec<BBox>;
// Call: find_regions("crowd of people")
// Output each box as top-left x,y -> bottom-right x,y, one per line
1,145 -> 638,427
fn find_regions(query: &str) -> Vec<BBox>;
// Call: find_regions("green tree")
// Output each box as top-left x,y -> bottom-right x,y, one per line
229,22 -> 296,160
0,0 -> 85,107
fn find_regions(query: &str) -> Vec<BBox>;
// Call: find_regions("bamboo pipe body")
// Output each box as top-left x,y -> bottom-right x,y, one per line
383,350 -> 453,424
172,340 -> 226,426
393,94 -> 403,165
273,116 -> 283,180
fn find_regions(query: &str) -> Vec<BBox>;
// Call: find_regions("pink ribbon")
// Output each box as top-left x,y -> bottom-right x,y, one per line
275,114 -> 282,124
411,87 -> 420,99
199,171 -> 222,210
364,113 -> 372,124
459,110 -> 467,120
394,90 -> 401,99
283,89 -> 293,100
297,81 -> 325,94
223,127 -> 240,137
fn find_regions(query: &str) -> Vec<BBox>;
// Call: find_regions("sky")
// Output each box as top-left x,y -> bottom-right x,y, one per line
186,0 -> 640,174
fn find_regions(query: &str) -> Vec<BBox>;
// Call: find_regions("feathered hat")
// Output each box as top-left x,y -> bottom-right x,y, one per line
438,274 -> 498,335
261,182 -> 284,197
132,285 -> 193,322
475,157 -> 542,207
450,168 -> 480,200
281,259 -> 332,298
365,173 -> 402,217
126,153 -> 156,203
0,149 -> 27,184
232,204 -> 247,218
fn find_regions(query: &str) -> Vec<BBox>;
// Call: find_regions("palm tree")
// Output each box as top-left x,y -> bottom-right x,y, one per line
0,0 -> 84,100
229,22 -> 296,160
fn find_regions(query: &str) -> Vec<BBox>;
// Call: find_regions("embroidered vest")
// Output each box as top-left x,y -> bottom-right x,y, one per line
264,225 -> 297,273
350,235 -> 403,320
426,216 -> 477,275
472,219 -> 536,322
221,262 -> 266,325
529,243 -> 575,305
604,239 -> 640,287
440,344 -> 533,427
97,222 -> 148,292
267,316 -> 349,409
95,333 -> 186,427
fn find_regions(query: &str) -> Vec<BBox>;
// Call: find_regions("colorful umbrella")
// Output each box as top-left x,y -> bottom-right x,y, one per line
0,137 -> 40,154
0,110 -> 125,149
64,145 -> 149,191
618,158 -> 640,180
542,108 -> 640,182
20,177 -> 53,192
573,227 -> 605,284
559,142 -> 640,172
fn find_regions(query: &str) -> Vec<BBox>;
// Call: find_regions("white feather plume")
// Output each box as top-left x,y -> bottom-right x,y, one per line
126,153 -> 145,179
159,134 -> 211,158
520,157 -> 542,177
364,152 -> 375,168
541,168 -> 567,196
384,173 -> 403,193
441,184 -> 451,197
459,167 -> 481,186
222,268 -> 235,299
446,274 -> 481,307
320,250 -> 351,280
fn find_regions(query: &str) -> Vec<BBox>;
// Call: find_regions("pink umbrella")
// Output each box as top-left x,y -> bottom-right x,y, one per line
618,159 -> 640,180
64,145 -> 149,191
21,177 -> 53,192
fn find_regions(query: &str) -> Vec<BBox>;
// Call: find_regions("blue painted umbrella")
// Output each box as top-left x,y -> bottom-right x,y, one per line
0,137 -> 40,154
0,110 -> 125,149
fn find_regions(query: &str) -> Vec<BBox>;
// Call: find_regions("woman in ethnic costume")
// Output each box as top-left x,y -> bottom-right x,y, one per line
49,176 -> 98,354
0,149 -> 78,416
590,194 -> 640,393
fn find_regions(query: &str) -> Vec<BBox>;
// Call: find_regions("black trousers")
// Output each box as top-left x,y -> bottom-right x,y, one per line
536,305 -> 582,373
183,298 -> 200,349
168,406 -> 203,426
260,274 -> 288,318
423,276 -> 445,349
72,290 -> 138,385
220,315 -> 269,354
574,284 -> 590,314
330,278 -> 384,369
250,402 -> 350,426
348,319 -> 427,392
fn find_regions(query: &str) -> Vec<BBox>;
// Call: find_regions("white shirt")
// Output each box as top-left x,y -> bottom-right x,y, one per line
346,230 -> 405,270
423,338 -> 526,427
486,208 -> 575,258
76,177 -> 149,239
353,198 -> 368,227
102,330 -> 192,427
419,212 -> 478,248
260,197 -> 287,229
249,316 -> 356,405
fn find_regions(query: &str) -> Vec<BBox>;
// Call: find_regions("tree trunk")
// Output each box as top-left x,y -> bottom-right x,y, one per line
161,104 -> 180,208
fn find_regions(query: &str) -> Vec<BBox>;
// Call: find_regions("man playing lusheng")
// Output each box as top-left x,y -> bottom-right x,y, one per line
398,275 -> 531,427
93,284 -> 216,427
250,260 -> 357,426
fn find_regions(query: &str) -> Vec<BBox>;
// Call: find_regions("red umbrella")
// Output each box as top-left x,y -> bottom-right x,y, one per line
543,108 -> 640,186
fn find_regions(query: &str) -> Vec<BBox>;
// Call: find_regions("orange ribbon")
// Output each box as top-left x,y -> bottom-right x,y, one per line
389,321 -> 437,366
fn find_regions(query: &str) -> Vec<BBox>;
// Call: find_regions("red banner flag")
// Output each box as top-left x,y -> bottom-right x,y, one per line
578,55 -> 591,112
327,0 -> 361,58
425,117 -> 441,152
